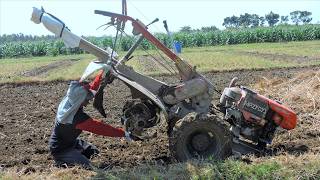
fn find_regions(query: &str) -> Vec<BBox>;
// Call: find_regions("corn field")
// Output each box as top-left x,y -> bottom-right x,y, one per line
1,24 -> 319,59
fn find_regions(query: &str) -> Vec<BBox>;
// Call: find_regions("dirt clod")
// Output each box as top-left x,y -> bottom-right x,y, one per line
23,167 -> 36,174
21,159 -> 31,165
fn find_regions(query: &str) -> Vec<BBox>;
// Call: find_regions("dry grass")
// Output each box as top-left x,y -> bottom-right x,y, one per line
2,153 -> 319,179
254,70 -> 320,152
254,70 -> 320,114
0,166 -> 95,180
2,41 -> 320,84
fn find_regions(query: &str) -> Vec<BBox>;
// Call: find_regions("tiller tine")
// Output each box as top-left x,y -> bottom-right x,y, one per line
93,85 -> 107,118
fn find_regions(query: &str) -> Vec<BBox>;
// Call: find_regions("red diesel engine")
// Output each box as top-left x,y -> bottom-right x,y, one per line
219,78 -> 297,152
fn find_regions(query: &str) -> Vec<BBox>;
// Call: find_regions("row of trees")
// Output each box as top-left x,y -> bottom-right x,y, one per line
222,10 -> 313,28
179,10 -> 314,33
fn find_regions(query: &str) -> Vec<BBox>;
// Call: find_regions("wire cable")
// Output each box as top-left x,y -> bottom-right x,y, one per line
127,0 -> 167,34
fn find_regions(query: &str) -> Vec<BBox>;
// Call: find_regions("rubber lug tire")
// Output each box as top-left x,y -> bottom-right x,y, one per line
169,112 -> 232,162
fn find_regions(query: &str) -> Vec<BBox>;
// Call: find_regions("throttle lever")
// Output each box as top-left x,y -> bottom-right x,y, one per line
146,18 -> 159,27
163,20 -> 169,33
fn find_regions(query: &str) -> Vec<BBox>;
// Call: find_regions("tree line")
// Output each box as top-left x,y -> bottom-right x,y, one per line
179,10 -> 314,33
223,10 -> 312,28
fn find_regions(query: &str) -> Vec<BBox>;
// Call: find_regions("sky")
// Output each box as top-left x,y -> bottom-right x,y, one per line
0,0 -> 319,37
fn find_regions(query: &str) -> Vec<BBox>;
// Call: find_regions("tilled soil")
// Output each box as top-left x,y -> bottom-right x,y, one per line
0,66 -> 319,172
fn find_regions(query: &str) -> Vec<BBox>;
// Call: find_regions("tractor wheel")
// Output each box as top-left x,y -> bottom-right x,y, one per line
169,112 -> 232,161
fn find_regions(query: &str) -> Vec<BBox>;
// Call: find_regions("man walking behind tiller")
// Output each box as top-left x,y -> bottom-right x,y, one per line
49,72 -> 137,168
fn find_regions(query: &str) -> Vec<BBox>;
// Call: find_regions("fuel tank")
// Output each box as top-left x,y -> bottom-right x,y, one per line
258,94 -> 297,130
238,87 -> 297,130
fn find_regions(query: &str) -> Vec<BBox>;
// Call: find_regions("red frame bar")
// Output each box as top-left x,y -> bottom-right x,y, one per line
95,10 -> 179,61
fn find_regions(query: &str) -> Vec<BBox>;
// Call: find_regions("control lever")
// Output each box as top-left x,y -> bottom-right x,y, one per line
120,18 -> 159,65
163,20 -> 169,32
163,20 -> 177,54
146,18 -> 159,27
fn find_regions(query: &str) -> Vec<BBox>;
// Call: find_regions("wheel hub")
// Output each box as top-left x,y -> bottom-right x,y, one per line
191,133 -> 210,152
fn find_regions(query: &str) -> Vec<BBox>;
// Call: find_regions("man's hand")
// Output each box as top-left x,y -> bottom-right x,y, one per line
125,131 -> 143,141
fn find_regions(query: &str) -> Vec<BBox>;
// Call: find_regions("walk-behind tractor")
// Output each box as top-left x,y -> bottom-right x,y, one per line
31,4 -> 297,161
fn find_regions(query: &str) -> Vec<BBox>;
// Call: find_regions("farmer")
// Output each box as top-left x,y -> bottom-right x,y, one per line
49,71 -> 136,168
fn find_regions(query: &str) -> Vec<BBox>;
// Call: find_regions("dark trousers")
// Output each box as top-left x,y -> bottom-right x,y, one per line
52,139 -> 99,168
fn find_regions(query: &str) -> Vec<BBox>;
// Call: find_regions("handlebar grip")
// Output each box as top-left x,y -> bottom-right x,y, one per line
146,18 -> 159,27
150,18 -> 159,24
163,20 -> 169,32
